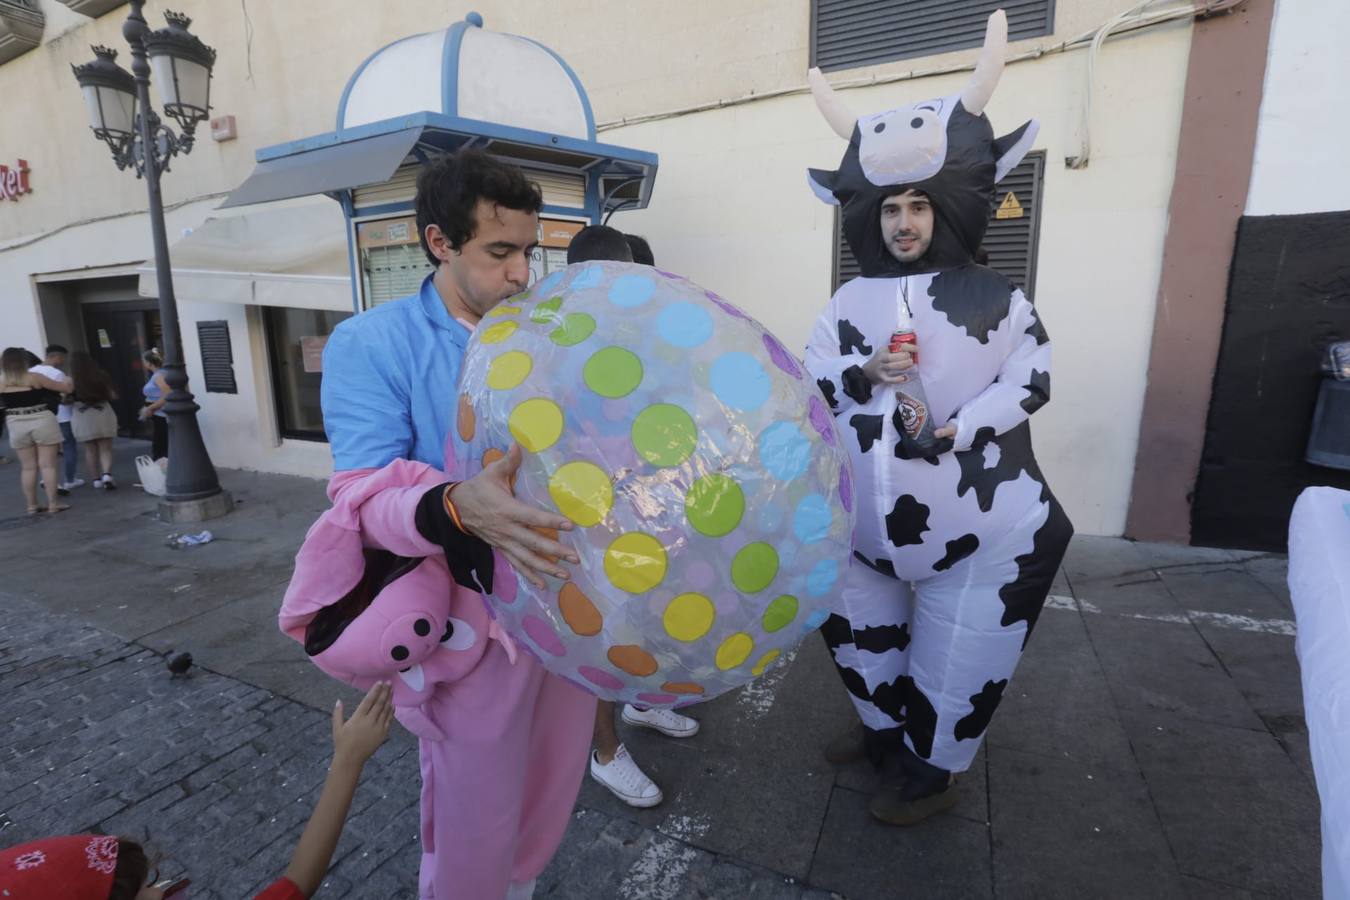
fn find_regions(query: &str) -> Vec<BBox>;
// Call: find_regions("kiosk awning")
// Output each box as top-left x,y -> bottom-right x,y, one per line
137,198 -> 351,312
220,126 -> 423,209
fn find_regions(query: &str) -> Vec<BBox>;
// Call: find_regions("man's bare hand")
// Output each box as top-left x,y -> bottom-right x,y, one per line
450,443 -> 579,588
862,343 -> 917,385
934,422 -> 958,440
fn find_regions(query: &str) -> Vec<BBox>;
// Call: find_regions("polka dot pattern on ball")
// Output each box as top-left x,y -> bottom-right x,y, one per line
663,592 -> 715,642
758,421 -> 811,481
550,313 -> 596,347
793,494 -> 833,544
604,532 -> 668,594
631,404 -> 697,468
685,474 -> 745,537
583,347 -> 643,398
548,461 -> 613,527
487,351 -> 532,390
609,274 -> 656,308
710,352 -> 771,412
480,321 -> 518,344
508,398 -> 564,452
716,633 -> 754,670
731,542 -> 779,594
656,302 -> 714,349
762,595 -> 798,633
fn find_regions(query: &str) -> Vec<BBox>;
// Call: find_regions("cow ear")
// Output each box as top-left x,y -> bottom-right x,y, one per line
807,168 -> 841,205
993,120 -> 1039,182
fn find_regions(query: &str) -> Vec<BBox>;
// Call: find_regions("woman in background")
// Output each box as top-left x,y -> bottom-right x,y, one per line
138,349 -> 170,461
1,347 -> 72,514
69,350 -> 120,489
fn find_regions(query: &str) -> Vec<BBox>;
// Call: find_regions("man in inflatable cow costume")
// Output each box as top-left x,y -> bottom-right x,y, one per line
803,10 -> 1074,825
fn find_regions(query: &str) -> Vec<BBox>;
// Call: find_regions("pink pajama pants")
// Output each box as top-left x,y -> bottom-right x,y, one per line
417,642 -> 596,899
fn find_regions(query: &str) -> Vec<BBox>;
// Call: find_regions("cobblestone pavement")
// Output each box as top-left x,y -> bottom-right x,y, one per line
0,440 -> 1323,897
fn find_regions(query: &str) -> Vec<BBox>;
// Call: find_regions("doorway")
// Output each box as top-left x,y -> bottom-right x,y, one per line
79,302 -> 162,438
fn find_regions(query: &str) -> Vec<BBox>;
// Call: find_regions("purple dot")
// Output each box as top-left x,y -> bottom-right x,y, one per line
493,553 -> 518,603
655,269 -> 686,280
637,692 -> 679,706
839,465 -> 853,513
578,665 -> 625,690
522,615 -> 566,657
705,290 -> 750,321
674,699 -> 702,709
808,395 -> 836,447
685,559 -> 715,591
762,333 -> 803,379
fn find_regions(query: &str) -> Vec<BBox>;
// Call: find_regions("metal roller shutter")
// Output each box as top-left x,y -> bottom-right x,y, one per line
812,0 -> 1055,72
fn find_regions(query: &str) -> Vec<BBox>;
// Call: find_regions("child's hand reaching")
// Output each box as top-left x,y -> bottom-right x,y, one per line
332,681 -> 394,768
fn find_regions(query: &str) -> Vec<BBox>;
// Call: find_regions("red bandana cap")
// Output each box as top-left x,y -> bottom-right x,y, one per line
0,834 -> 120,899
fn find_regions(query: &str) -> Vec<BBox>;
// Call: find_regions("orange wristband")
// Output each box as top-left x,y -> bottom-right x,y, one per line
442,482 -> 467,533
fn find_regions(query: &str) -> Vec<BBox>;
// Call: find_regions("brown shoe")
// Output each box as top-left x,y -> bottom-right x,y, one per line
868,779 -> 959,826
823,722 -> 867,764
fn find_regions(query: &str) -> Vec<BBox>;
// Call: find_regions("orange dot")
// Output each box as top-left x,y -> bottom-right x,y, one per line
457,394 -> 475,442
482,447 -> 505,467
533,526 -> 561,564
661,681 -> 705,695
559,582 -> 602,636
607,644 -> 658,677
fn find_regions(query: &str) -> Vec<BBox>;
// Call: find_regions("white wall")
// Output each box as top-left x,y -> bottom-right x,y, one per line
1246,0 -> 1350,216
606,22 -> 1194,537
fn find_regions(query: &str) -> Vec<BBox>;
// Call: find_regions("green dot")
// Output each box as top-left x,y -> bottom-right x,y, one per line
762,595 -> 798,632
584,347 -> 644,398
684,473 -> 744,537
732,543 -> 779,593
551,313 -> 596,347
531,297 -> 564,324
632,404 -> 698,468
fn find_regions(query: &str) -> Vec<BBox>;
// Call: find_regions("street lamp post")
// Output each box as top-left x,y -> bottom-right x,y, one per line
72,2 -> 232,521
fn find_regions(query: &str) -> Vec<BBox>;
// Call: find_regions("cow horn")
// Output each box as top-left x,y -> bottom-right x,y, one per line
808,68 -> 857,140
960,9 -> 1008,117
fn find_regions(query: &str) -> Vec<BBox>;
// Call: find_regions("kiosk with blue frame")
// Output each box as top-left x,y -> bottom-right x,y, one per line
224,12 -> 658,311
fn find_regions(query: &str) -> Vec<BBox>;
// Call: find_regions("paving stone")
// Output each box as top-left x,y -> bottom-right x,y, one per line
1083,613 -> 1266,730
1159,567 -> 1294,619
1119,715 -> 1320,897
810,787 -> 993,899
988,745 -> 1187,899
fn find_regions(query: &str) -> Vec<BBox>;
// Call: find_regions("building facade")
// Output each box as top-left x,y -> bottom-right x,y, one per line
2,0 -> 1343,546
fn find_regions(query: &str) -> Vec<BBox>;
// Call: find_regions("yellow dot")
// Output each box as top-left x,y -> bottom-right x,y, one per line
751,649 -> 781,676
663,593 -> 715,642
487,305 -> 522,318
480,321 -> 518,344
604,533 -> 668,594
508,398 -> 564,452
716,633 -> 754,670
549,461 -> 613,527
487,351 -> 533,390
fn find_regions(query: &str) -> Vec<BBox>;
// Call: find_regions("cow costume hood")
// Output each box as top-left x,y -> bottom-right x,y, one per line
806,10 -> 1038,277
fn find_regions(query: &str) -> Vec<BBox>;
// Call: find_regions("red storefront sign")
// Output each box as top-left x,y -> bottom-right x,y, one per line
0,159 -> 32,200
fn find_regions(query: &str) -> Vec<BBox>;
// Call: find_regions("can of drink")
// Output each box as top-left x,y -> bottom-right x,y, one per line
889,328 -> 918,365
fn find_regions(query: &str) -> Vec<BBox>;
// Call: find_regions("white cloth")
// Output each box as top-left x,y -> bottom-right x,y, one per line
28,364 -> 73,424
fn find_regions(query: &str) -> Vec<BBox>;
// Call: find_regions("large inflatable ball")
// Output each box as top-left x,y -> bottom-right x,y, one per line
451,262 -> 854,707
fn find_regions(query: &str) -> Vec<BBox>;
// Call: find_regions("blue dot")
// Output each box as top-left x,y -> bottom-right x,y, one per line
758,421 -> 811,481
609,274 -> 655,308
793,494 -> 833,544
803,608 -> 830,629
536,271 -> 564,295
710,352 -> 770,412
807,559 -> 838,597
571,266 -> 604,290
656,302 -> 714,348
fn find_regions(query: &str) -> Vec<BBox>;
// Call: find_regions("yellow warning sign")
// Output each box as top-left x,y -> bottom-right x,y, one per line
995,191 -> 1024,220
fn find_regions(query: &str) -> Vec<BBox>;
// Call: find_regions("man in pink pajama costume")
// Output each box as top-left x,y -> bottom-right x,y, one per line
284,149 -> 596,899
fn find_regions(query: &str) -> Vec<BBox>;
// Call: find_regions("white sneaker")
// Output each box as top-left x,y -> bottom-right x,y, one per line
58,479 -> 85,490
589,744 -> 663,808
622,704 -> 701,738
93,477 -> 106,489
101,473 -> 117,490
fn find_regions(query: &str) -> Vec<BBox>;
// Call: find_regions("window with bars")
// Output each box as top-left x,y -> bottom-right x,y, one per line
832,151 -> 1046,297
811,0 -> 1055,72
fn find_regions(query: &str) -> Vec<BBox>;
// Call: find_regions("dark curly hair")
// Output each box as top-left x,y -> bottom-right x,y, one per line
108,838 -> 151,900
414,149 -> 543,267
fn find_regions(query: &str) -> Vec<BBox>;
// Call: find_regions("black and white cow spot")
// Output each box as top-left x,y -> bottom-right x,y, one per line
956,424 -> 1037,513
954,679 -> 1008,741
885,494 -> 930,547
841,365 -> 873,405
854,622 -> 911,655
853,551 -> 898,579
1025,309 -> 1049,346
816,377 -> 840,411
1020,369 -> 1050,415
928,266 -> 1015,345
900,676 -> 939,760
819,612 -> 855,652
850,413 -> 884,454
837,318 -> 873,357
932,533 -> 980,572
891,407 -> 954,463
998,497 -> 1074,647
871,676 -> 907,725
